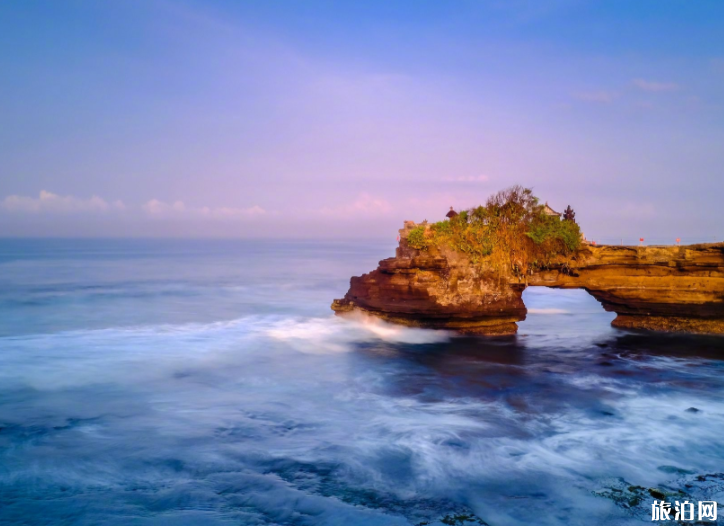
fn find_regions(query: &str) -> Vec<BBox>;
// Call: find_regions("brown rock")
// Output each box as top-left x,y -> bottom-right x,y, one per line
529,244 -> 724,334
332,222 -> 724,335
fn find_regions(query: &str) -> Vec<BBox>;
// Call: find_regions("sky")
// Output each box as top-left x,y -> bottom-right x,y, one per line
1,0 -> 723,241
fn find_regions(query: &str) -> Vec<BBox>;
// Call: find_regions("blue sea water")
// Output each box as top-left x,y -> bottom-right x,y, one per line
0,239 -> 722,526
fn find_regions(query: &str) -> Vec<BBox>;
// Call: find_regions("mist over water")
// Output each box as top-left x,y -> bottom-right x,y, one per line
1,240 -> 722,525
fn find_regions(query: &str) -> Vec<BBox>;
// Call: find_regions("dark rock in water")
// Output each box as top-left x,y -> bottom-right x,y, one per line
439,514 -> 489,525
595,473 -> 724,521
414,510 -> 490,526
595,343 -> 609,348
695,473 -> 724,482
685,407 -> 701,413
648,488 -> 666,500
332,220 -> 724,335
657,465 -> 695,475
593,481 -> 650,511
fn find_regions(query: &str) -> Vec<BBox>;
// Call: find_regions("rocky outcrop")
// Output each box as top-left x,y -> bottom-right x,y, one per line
529,243 -> 724,334
332,221 -> 724,335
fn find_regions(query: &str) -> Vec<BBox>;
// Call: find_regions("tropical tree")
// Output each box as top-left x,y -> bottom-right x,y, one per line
563,205 -> 576,223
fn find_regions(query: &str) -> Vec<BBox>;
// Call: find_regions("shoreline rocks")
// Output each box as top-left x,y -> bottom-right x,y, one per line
332,221 -> 724,335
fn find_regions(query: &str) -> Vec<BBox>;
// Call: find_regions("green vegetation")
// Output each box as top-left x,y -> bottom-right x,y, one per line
407,224 -> 433,251
526,212 -> 581,251
406,185 -> 582,277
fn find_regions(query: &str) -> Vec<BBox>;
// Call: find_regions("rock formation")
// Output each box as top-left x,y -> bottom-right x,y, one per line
332,221 -> 724,335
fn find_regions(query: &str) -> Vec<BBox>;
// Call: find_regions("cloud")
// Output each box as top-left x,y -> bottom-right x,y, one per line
572,91 -> 617,104
1,190 -> 125,214
442,175 -> 490,183
142,199 -> 267,219
572,80 -> 679,104
142,199 -> 187,215
0,191 -> 265,221
631,79 -> 679,92
318,193 -> 392,217
199,205 -> 267,219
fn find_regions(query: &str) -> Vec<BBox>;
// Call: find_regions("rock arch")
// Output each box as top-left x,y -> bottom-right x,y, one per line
332,223 -> 724,335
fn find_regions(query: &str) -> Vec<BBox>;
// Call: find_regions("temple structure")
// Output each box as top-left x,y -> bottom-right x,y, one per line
542,203 -> 561,217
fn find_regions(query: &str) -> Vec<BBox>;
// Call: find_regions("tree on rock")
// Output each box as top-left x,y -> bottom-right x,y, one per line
563,205 -> 576,223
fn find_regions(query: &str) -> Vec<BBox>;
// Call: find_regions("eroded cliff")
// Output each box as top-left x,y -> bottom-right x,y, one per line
332,221 -> 724,335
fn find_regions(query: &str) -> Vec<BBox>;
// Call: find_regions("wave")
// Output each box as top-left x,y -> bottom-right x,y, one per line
267,313 -> 450,354
1,308 -> 724,525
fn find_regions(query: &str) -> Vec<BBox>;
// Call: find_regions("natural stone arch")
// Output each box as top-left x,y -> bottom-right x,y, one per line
333,222 -> 724,335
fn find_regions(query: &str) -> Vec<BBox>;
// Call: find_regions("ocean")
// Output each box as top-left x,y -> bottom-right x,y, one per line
0,239 -> 722,525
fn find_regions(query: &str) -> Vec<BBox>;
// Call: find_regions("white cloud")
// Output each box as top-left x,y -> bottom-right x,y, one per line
142,199 -> 187,215
632,79 -> 679,92
1,190 -> 125,214
0,191 -> 265,221
318,193 -> 392,217
142,199 -> 267,219
573,90 -> 617,104
199,204 -> 267,219
572,80 -> 679,104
